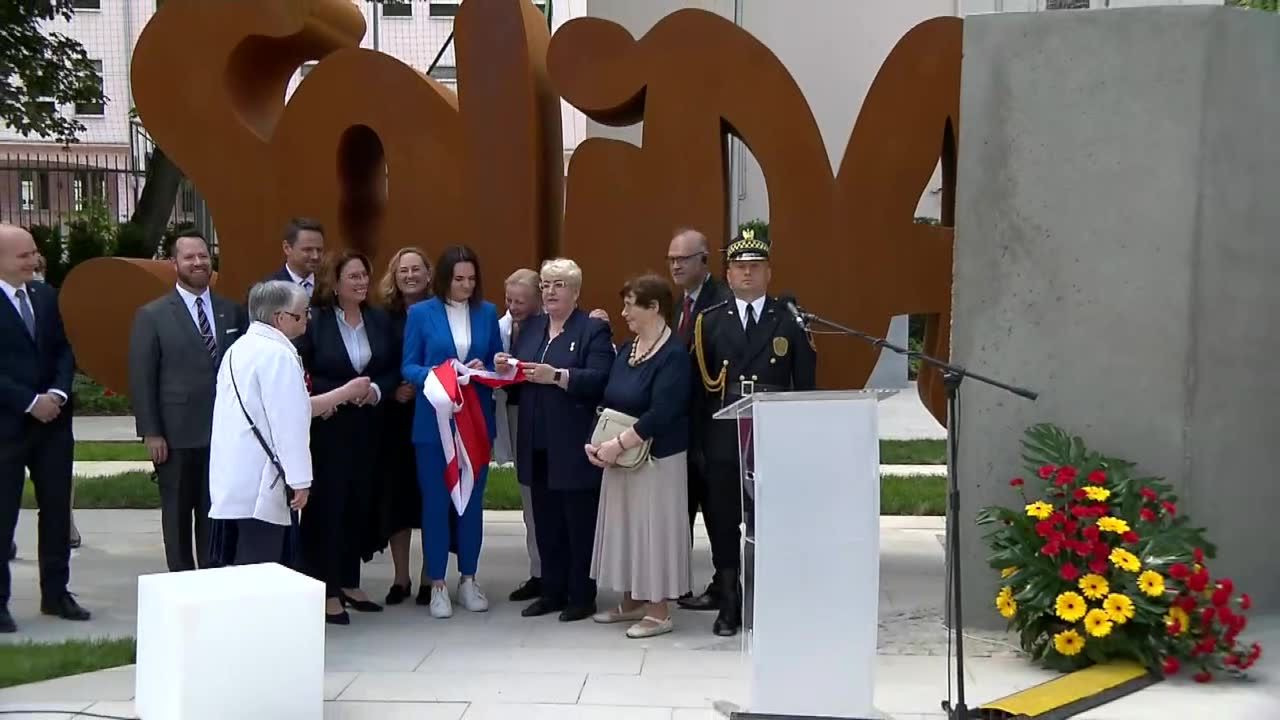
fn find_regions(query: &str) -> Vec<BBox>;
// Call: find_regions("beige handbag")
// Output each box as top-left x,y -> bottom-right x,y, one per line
591,407 -> 652,469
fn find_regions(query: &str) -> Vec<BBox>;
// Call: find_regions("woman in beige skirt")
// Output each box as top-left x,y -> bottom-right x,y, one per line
586,275 -> 692,638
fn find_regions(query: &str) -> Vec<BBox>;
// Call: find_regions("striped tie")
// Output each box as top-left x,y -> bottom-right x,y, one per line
195,297 -> 217,359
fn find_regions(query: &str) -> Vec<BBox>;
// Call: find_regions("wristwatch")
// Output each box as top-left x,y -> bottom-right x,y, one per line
553,369 -> 564,384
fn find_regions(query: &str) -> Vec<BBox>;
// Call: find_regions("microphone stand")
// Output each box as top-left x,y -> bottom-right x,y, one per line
789,304 -> 1036,720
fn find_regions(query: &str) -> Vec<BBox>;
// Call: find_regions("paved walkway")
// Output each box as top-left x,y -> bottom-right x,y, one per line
2,510 -> 1276,719
65,461 -> 947,478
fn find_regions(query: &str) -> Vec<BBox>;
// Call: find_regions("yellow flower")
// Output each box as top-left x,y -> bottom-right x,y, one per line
1054,629 -> 1085,656
1083,486 -> 1111,502
1026,501 -> 1054,520
996,587 -> 1018,619
1103,593 -> 1135,625
1001,567 -> 1018,579
1078,574 -> 1110,601
1109,547 -> 1141,573
1138,570 -> 1165,598
1096,517 -> 1131,534
1085,608 -> 1114,638
1055,591 -> 1087,623
1166,606 -> 1189,635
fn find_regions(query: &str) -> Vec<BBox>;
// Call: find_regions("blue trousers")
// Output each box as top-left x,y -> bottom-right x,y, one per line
415,443 -> 486,581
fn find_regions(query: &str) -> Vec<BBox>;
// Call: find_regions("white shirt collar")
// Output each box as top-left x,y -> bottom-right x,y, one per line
286,265 -> 314,287
175,283 -> 212,307
335,305 -> 364,329
0,278 -> 28,301
735,295 -> 766,320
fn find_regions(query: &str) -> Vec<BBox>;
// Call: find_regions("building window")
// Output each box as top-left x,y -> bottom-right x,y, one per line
300,62 -> 318,78
1045,0 -> 1090,8
73,171 -> 107,211
179,179 -> 197,213
26,100 -> 57,117
71,0 -> 102,9
429,1 -> 460,17
383,1 -> 413,17
75,60 -> 105,116
19,171 -> 51,212
430,65 -> 457,81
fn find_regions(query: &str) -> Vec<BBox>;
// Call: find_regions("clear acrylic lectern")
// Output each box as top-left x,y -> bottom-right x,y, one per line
714,389 -> 890,719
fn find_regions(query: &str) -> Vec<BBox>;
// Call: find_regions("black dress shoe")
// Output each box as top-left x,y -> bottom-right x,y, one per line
521,598 -> 566,618
0,607 -> 15,633
677,580 -> 720,611
416,585 -> 431,606
508,577 -> 542,602
712,571 -> 741,637
386,583 -> 412,606
339,591 -> 384,613
41,593 -> 91,622
558,604 -> 596,623
70,535 -> 81,550
325,610 -> 350,626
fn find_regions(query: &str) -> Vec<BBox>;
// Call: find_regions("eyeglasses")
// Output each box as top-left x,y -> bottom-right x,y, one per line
279,310 -> 308,322
539,280 -> 568,290
667,252 -> 707,265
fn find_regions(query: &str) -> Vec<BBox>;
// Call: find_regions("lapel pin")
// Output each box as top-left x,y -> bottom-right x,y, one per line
569,341 -> 576,352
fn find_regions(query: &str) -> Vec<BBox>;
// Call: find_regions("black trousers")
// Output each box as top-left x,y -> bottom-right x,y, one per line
157,446 -> 212,572
686,449 -> 709,545
530,450 -> 599,609
703,454 -> 744,574
233,519 -> 287,566
301,456 -> 372,599
0,417 -> 73,605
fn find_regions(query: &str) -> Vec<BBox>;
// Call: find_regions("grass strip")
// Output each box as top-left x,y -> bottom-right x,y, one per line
0,637 -> 136,690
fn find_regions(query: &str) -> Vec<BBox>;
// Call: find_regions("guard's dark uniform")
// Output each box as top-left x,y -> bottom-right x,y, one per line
690,232 -> 816,636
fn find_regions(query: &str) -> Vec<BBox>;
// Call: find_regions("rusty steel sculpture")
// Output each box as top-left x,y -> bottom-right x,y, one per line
58,0 -> 959,423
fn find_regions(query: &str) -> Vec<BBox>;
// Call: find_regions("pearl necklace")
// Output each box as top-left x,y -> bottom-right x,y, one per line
628,326 -> 670,367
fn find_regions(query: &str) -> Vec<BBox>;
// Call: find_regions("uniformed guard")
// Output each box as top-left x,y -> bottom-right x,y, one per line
690,229 -> 816,637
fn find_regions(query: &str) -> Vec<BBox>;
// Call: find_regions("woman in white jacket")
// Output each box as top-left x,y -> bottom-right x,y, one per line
209,280 -> 369,565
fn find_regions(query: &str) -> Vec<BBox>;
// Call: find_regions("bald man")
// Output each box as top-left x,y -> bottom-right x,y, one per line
0,224 -> 91,633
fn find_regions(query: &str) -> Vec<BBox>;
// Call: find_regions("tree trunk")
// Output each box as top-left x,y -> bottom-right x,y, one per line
129,146 -> 183,256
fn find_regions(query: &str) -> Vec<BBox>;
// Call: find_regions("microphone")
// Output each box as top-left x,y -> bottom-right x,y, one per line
777,293 -> 813,326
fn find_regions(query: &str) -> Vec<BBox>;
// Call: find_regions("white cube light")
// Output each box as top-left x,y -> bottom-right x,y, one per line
136,563 -> 325,720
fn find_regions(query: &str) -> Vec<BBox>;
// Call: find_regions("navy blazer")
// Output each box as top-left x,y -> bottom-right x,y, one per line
511,309 -> 615,491
0,281 -> 75,441
298,304 -> 400,399
267,266 -> 295,284
402,297 -> 504,447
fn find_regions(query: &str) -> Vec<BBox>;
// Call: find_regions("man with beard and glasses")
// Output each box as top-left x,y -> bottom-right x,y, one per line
128,231 -> 249,571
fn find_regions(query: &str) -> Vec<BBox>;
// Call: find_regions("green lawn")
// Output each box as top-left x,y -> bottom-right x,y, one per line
32,467 -> 945,515
74,438 -> 948,465
0,638 -> 135,690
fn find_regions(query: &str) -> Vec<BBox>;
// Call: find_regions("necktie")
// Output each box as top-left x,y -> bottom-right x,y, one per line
679,294 -> 694,340
15,288 -> 35,338
301,279 -> 313,296
195,296 -> 217,359
745,303 -> 758,334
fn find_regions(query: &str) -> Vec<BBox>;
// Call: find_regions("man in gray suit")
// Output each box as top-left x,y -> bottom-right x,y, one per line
128,231 -> 248,571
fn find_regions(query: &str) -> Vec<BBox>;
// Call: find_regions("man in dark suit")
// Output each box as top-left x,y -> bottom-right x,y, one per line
667,228 -> 735,613
0,224 -> 91,633
267,218 -> 325,297
691,230 -> 816,636
128,231 -> 248,572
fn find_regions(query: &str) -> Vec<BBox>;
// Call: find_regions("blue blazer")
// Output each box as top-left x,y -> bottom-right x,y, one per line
511,309 -> 615,491
402,297 -> 504,447
0,281 -> 75,442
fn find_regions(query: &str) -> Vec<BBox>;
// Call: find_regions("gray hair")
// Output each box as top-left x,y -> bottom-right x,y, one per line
540,257 -> 583,289
248,280 -> 308,324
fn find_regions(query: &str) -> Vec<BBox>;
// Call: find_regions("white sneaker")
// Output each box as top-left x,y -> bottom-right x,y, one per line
429,585 -> 453,619
458,578 -> 489,612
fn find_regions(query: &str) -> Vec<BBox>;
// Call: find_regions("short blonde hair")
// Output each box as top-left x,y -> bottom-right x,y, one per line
540,257 -> 583,289
506,268 -> 540,293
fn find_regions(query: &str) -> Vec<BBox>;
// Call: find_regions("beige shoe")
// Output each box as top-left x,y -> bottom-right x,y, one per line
626,616 -> 674,639
592,604 -> 647,624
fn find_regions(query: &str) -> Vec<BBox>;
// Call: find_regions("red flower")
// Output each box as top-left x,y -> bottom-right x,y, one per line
1175,594 -> 1198,613
1089,558 -> 1109,575
1072,487 -> 1088,501
1201,608 -> 1217,627
1041,541 -> 1061,557
1010,477 -> 1025,487
1038,464 -> 1057,479
1140,487 -> 1158,501
1087,470 -> 1107,485
1140,508 -> 1157,523
1092,542 -> 1111,559
1071,505 -> 1092,519
1056,466 -> 1078,484
1193,547 -> 1205,564
1091,505 -> 1111,517
1217,578 -> 1233,594
1240,593 -> 1252,611
1193,671 -> 1213,684
1063,520 -> 1078,535
1233,615 -> 1248,634
1218,606 -> 1235,625
102,388 -> 117,397
1059,563 -> 1081,582
1122,531 -> 1140,544
1188,570 -> 1210,593
1162,501 -> 1177,516
1249,643 -> 1263,661
1162,656 -> 1180,675
1049,511 -> 1066,526
1169,563 -> 1190,580
1083,525 -> 1101,542
1073,540 -> 1093,557
1212,588 -> 1231,607
1035,520 -> 1055,537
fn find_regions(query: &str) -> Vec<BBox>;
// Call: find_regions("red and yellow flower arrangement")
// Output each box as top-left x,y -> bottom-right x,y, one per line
978,424 -> 1261,680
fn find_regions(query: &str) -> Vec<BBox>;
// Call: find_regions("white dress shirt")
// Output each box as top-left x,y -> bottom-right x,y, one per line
286,266 -> 315,297
1,278 -> 69,411
175,283 -> 217,338
335,307 -> 380,403
445,299 -> 472,360
735,296 -> 767,330
208,322 -> 313,526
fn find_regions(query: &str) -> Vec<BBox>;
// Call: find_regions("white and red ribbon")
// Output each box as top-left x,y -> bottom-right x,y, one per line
422,359 -> 523,515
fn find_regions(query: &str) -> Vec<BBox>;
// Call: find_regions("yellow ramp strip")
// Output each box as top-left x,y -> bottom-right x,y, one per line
979,660 -> 1158,719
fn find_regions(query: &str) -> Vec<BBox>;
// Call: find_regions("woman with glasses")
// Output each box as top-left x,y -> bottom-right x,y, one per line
402,246 -> 504,619
496,258 -> 615,622
298,251 -> 400,625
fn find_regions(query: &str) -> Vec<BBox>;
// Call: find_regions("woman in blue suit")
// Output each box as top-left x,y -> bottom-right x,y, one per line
402,246 -> 503,619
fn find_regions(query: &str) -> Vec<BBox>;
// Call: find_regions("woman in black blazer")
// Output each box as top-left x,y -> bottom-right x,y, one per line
298,250 -> 400,625
498,257 -> 615,622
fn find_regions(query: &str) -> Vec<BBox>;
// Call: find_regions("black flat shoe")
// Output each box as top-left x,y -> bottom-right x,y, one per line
0,608 -> 15,634
326,610 -> 350,625
521,598 -> 565,618
416,585 -> 432,606
558,604 -> 596,623
339,591 -> 384,613
508,577 -> 542,602
41,593 -> 90,622
386,583 -> 412,606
